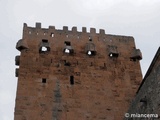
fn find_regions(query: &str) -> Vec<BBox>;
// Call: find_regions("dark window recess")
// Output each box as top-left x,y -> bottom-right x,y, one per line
109,53 -> 119,58
64,41 -> 71,46
89,36 -> 92,40
89,38 -> 92,41
42,78 -> 46,83
39,39 -> 50,53
64,60 -> 71,66
70,76 -> 74,85
64,49 -> 70,53
87,51 -> 96,56
108,45 -> 119,58
130,58 -> 137,62
42,39 -> 48,43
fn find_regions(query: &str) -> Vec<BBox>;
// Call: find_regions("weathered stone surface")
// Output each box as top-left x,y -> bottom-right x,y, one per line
14,23 -> 143,120
125,47 -> 160,120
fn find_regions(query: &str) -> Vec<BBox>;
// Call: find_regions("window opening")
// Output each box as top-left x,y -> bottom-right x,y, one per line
39,39 -> 50,53
109,53 -> 113,57
64,60 -> 71,66
108,45 -> 119,58
64,41 -> 74,54
51,33 -> 54,37
42,39 -> 48,42
42,78 -> 46,83
64,41 -> 71,46
109,53 -> 118,58
88,51 -> 91,55
66,34 -> 68,38
41,46 -> 47,52
65,49 -> 70,53
70,76 -> 74,85
89,38 -> 92,41
87,51 -> 96,56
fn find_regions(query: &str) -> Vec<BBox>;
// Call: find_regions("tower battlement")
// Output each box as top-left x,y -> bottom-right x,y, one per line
14,23 -> 143,120
23,22 -> 133,40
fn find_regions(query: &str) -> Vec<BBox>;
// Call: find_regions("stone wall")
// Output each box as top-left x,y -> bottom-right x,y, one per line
14,23 -> 143,120
125,47 -> 160,120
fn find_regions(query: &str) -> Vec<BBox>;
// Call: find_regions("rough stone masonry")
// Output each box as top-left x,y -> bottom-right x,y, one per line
14,23 -> 142,120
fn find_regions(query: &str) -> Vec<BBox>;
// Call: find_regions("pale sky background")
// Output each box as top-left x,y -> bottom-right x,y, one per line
0,0 -> 160,120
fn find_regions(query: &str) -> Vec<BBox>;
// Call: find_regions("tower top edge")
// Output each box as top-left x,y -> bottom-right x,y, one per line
23,22 -> 133,38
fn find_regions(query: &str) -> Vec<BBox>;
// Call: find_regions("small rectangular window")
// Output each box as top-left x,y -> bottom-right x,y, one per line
70,76 -> 74,85
64,41 -> 71,46
42,78 -> 46,83
42,39 -> 48,43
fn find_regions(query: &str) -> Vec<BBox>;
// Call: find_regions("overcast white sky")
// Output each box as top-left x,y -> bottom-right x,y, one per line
0,0 -> 160,119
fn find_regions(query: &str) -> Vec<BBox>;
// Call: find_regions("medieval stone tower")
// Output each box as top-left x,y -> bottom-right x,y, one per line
14,23 -> 142,120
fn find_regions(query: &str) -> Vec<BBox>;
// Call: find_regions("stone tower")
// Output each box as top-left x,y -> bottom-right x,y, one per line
14,23 -> 142,120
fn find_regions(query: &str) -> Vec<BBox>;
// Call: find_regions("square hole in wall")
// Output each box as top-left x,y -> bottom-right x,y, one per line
42,39 -> 48,43
64,41 -> 71,46
70,76 -> 74,85
42,78 -> 46,83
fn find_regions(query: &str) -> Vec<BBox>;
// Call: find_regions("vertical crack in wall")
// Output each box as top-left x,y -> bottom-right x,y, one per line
52,79 -> 61,120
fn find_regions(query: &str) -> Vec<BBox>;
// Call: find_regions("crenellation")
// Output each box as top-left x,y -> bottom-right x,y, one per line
72,26 -> 77,33
90,28 -> 96,34
99,29 -> 105,34
49,25 -> 55,30
23,23 -> 27,27
82,27 -> 87,33
22,23 -> 136,46
63,26 -> 68,32
36,22 -> 41,29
